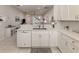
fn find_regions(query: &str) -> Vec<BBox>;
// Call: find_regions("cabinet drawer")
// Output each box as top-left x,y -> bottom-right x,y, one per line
17,41 -> 31,47
17,30 -> 31,33
74,40 -> 79,47
17,30 -> 31,47
67,42 -> 75,52
63,34 -> 75,44
74,45 -> 79,53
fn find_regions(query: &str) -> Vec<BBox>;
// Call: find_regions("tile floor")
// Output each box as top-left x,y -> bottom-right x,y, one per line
0,33 -> 60,53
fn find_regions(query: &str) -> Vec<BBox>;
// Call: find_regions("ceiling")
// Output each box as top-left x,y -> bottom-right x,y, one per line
13,5 -> 53,15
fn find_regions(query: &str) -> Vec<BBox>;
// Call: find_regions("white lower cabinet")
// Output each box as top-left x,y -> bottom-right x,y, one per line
17,29 -> 57,48
32,31 -> 40,47
50,31 -> 58,47
40,31 -> 49,47
17,30 -> 31,47
32,31 -> 49,47
58,32 -> 79,53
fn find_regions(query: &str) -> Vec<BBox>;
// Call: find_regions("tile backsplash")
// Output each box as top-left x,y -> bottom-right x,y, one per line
59,21 -> 79,31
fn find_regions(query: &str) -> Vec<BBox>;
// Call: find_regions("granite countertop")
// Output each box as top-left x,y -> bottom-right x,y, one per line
59,30 -> 79,41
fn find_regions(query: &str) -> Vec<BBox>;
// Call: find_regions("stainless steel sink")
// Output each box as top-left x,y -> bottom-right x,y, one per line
33,28 -> 47,30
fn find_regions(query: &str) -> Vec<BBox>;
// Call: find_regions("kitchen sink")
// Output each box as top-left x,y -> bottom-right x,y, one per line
33,28 -> 47,30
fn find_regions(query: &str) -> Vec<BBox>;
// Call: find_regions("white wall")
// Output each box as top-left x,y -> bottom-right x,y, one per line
43,7 -> 60,30
43,8 -> 53,23
25,14 -> 32,24
0,6 -> 24,26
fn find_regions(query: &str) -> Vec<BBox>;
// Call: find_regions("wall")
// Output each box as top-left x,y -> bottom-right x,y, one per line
25,14 -> 32,24
59,21 -> 79,31
0,6 -> 24,26
43,8 -> 53,23
43,7 -> 60,30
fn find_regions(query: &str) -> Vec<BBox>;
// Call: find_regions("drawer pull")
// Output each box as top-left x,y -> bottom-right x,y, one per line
72,41 -> 75,43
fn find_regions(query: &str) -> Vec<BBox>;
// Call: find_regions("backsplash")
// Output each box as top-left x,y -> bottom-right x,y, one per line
59,21 -> 79,31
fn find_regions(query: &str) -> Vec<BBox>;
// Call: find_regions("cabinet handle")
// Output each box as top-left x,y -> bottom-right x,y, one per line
72,41 -> 75,43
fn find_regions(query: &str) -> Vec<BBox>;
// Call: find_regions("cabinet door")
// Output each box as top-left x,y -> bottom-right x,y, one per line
58,33 -> 67,52
54,5 -> 69,20
40,31 -> 49,47
58,33 -> 73,53
73,40 -> 79,53
58,5 -> 69,20
17,30 -> 31,47
62,35 -> 74,53
50,31 -> 58,47
0,23 -> 5,40
68,6 -> 79,20
32,31 -> 40,47
59,33 -> 76,53
54,5 -> 61,20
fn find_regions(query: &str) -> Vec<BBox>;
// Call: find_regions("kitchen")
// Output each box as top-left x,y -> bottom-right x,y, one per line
0,5 -> 79,53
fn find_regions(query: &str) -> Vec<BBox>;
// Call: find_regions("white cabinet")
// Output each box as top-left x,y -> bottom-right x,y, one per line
40,31 -> 49,47
54,5 -> 79,21
60,6 -> 69,20
58,32 -> 79,53
54,5 -> 61,20
32,31 -> 40,47
32,31 -> 50,47
54,5 -> 69,21
0,22 -> 5,40
17,30 -> 31,47
61,34 -> 74,53
50,31 -> 58,47
58,33 -> 68,52
68,6 -> 79,20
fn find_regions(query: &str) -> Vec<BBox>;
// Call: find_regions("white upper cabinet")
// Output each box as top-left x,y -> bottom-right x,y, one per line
54,5 -> 69,21
53,5 -> 60,20
54,5 -> 79,21
60,6 -> 69,20
68,6 -> 79,20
